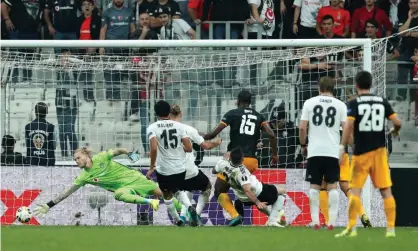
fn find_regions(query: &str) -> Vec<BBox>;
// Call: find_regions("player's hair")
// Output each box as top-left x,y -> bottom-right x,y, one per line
74,147 -> 93,158
155,100 -> 171,117
318,76 -> 335,93
321,15 -> 334,23
170,104 -> 182,117
237,90 -> 252,105
230,148 -> 243,166
365,19 -> 379,29
35,102 -> 48,119
355,71 -> 373,90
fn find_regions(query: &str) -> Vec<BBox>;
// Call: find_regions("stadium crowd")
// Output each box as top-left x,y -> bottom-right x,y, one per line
1,0 -> 417,167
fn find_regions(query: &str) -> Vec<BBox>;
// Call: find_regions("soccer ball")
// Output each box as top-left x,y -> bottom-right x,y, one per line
16,206 -> 32,223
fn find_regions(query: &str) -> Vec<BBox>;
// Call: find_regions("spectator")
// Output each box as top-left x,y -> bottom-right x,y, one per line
134,0 -> 157,20
351,0 -> 393,38
398,0 -> 418,100
129,11 -> 159,154
257,104 -> 303,168
56,51 -> 79,158
293,0 -> 329,39
25,102 -> 58,167
44,0 -> 81,52
1,135 -> 27,166
100,0 -> 135,100
76,0 -> 101,103
149,0 -> 182,28
201,0 -> 249,39
361,19 -> 400,60
316,0 -> 350,37
298,15 -> 344,108
276,0 -> 294,39
1,0 -> 42,82
157,6 -> 196,39
247,0 -> 276,39
188,0 -> 208,38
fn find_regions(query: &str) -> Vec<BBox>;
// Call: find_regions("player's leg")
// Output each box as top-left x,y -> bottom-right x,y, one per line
324,157 -> 340,230
258,184 -> 286,227
372,147 -> 396,237
335,153 -> 371,237
319,181 -> 329,226
214,174 -> 243,226
155,171 -> 183,226
339,153 -> 371,228
114,187 -> 160,210
305,157 -> 323,229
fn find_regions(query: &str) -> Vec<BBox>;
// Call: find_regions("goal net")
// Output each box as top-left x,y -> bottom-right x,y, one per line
0,39 -> 388,226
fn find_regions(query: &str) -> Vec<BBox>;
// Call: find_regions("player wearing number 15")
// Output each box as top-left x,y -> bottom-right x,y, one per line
299,76 -> 347,229
146,100 -> 196,226
204,90 -> 278,226
336,71 -> 401,238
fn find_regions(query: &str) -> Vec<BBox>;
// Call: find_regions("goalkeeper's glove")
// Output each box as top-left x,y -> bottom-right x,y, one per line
34,204 -> 51,217
128,152 -> 140,162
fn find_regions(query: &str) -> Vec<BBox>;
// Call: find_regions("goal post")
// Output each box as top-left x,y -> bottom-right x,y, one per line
1,38 -> 384,226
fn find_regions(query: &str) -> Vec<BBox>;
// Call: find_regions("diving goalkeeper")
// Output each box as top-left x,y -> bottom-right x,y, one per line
34,147 -> 167,216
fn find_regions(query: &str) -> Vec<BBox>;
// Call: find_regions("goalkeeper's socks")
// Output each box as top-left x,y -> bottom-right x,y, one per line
268,194 -> 286,222
196,189 -> 210,216
165,199 -> 181,222
176,191 -> 192,208
218,193 -> 240,219
328,189 -> 339,226
319,189 -> 329,225
347,190 -> 367,217
172,197 -> 183,212
309,189 -> 320,225
384,196 -> 396,229
348,195 -> 361,230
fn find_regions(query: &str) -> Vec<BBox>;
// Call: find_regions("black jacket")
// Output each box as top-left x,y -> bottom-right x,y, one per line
25,118 -> 56,167
1,151 -> 27,166
76,12 -> 101,40
202,0 -> 249,22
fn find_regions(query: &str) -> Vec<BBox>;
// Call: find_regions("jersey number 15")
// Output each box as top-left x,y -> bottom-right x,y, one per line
161,129 -> 178,149
240,114 -> 257,135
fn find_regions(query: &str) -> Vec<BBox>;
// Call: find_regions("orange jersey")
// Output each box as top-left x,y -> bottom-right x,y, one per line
317,6 -> 350,36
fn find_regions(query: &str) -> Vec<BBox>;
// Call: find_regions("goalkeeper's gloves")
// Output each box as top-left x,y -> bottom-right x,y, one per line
128,152 -> 140,162
34,204 -> 51,217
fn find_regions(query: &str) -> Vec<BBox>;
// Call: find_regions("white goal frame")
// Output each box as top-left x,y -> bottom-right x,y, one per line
0,38 -> 373,222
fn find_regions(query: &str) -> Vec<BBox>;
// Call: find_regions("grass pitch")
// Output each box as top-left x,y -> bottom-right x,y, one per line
2,226 -> 417,251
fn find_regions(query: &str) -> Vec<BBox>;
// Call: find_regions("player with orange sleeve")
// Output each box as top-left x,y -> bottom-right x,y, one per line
335,71 -> 401,238
316,0 -> 350,37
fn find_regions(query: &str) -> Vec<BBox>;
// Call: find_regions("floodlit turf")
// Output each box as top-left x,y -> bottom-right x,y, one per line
2,226 -> 417,251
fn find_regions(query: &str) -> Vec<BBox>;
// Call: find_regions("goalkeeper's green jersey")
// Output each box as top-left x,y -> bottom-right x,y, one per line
74,150 -> 145,192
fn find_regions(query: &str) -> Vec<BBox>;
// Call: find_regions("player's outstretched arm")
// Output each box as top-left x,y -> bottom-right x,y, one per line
111,148 -> 130,157
262,123 -> 278,158
204,123 -> 227,140
388,114 -> 402,136
242,184 -> 267,210
200,137 -> 222,150
34,185 -> 81,217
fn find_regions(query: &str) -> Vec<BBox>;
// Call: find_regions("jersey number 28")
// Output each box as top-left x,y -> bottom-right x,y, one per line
161,129 -> 178,149
240,114 -> 257,135
358,104 -> 384,132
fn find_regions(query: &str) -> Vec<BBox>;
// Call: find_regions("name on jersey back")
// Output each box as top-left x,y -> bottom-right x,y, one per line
357,96 -> 383,102
319,98 -> 332,103
157,123 -> 174,128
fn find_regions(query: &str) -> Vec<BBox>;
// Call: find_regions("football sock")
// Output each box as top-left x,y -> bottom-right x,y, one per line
319,189 -> 329,225
348,195 -> 361,230
309,189 -> 320,225
218,193 -> 239,219
196,188 -> 211,215
269,194 -> 286,222
114,190 -> 150,205
328,189 -> 339,226
347,190 -> 366,217
176,191 -> 192,208
187,191 -> 194,201
165,198 -> 180,222
384,197 -> 396,229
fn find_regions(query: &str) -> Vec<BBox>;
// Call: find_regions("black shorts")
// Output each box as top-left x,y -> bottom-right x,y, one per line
305,156 -> 340,186
242,184 -> 278,206
182,170 -> 211,192
156,171 -> 186,193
